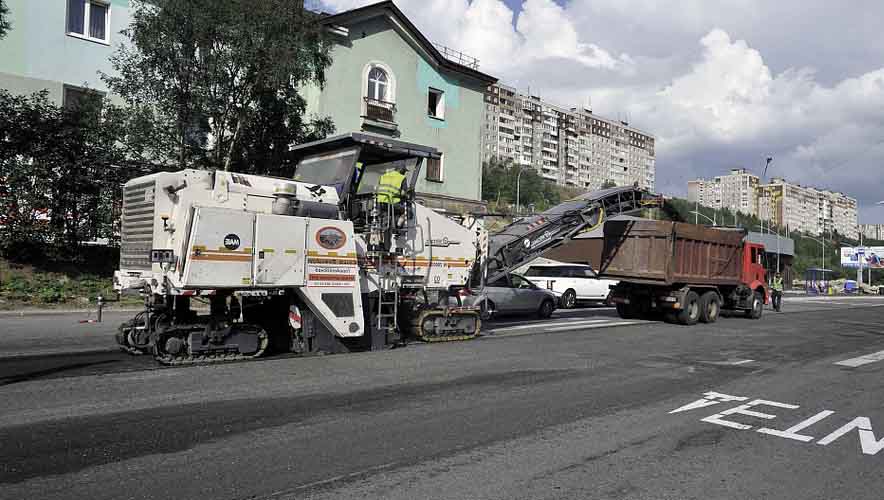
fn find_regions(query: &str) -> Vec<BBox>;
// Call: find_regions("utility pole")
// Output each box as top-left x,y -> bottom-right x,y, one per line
858,230 -> 864,289
776,225 -> 781,273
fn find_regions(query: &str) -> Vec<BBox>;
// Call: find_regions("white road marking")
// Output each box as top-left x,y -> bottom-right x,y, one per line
730,359 -> 755,365
758,410 -> 836,442
835,350 -> 884,367
817,417 -> 884,455
672,390 -> 884,456
488,318 -> 612,332
669,392 -> 748,414
544,321 -> 642,332
487,320 -> 644,338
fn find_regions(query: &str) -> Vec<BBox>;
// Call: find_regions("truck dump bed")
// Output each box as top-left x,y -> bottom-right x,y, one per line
597,220 -> 745,286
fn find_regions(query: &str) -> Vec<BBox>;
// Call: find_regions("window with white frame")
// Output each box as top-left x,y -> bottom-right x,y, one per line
427,88 -> 444,119
426,154 -> 443,182
67,0 -> 110,43
367,67 -> 389,102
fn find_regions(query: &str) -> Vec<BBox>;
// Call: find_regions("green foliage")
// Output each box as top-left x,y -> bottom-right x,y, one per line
0,0 -> 10,40
601,179 -> 617,189
103,0 -> 335,175
0,259 -> 134,308
0,90 -> 139,262
481,156 -> 574,214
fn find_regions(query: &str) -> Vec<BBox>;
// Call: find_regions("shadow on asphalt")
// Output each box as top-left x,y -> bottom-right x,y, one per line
0,351 -> 153,385
0,359 -> 121,386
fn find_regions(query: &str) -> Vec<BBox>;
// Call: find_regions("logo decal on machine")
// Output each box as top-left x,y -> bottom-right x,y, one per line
316,227 -> 347,250
224,234 -> 241,250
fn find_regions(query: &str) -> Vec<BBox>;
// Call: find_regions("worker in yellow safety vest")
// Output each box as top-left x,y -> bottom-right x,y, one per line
771,272 -> 784,312
376,165 -> 408,204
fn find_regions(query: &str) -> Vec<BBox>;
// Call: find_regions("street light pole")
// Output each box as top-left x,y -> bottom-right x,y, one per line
801,234 -> 826,270
515,167 -> 525,217
690,211 -> 716,226
760,157 -> 773,234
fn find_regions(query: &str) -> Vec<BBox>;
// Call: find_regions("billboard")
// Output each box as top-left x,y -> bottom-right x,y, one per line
841,247 -> 884,269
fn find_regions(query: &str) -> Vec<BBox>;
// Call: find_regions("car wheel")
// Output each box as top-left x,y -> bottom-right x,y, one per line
699,291 -> 721,324
479,300 -> 495,321
677,291 -> 701,325
561,289 -> 577,309
537,299 -> 554,319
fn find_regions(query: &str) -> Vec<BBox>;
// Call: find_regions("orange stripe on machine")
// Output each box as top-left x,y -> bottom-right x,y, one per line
191,253 -> 252,262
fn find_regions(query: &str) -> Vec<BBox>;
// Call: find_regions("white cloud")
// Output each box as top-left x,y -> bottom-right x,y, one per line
320,0 -> 630,76
319,0 -> 884,221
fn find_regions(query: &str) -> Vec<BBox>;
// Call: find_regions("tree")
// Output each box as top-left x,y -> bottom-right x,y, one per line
0,0 -> 11,39
102,0 -> 334,175
0,90 -> 133,261
601,179 -> 617,189
480,156 -> 563,214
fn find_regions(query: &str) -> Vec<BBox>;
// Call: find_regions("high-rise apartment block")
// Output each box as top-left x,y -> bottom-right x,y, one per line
687,168 -> 759,216
756,178 -> 858,239
479,83 -> 656,191
689,171 -> 859,238
859,224 -> 884,241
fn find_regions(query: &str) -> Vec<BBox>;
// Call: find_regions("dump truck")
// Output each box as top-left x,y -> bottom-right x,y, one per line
598,220 -> 769,325
113,132 -> 663,365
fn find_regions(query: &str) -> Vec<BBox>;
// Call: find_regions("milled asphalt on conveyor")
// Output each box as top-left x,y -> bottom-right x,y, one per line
1,297 -> 884,499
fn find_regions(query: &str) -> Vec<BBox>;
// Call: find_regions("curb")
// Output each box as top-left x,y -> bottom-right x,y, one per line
0,308 -> 143,318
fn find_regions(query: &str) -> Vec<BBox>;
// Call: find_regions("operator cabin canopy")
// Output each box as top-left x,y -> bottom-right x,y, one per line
303,0 -> 497,215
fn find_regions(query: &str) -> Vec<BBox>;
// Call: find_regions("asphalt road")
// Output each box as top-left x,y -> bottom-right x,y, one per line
2,296 -> 884,500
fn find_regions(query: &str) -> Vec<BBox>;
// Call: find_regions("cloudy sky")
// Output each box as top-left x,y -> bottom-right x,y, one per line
318,0 -> 884,222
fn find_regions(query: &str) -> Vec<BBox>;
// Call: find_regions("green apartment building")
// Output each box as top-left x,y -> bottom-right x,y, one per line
0,0 -> 494,211
306,1 -> 496,213
0,0 -> 131,105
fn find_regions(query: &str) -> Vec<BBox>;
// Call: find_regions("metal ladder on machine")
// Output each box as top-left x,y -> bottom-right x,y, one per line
373,199 -> 401,340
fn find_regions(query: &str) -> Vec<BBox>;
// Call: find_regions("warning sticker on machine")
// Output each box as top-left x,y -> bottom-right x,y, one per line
306,259 -> 357,287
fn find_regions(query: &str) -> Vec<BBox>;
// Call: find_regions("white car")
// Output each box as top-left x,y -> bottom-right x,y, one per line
523,263 -> 618,308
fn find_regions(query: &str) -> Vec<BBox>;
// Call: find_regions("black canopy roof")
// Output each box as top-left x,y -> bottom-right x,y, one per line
289,132 -> 441,165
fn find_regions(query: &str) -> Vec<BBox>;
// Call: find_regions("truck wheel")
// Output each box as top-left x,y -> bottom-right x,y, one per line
745,291 -> 763,320
616,302 -> 636,319
561,289 -> 577,309
699,291 -> 721,324
537,299 -> 555,319
677,291 -> 701,326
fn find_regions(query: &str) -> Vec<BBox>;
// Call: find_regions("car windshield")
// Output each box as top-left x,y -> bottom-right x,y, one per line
510,275 -> 535,289
354,159 -> 418,196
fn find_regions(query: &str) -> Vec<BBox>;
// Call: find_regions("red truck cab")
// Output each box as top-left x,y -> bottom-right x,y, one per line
743,242 -> 770,304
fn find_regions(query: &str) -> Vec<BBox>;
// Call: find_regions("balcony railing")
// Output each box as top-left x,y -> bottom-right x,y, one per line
432,43 -> 480,70
364,97 -> 396,123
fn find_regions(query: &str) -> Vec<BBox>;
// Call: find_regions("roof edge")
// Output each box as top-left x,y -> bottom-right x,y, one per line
319,1 -> 497,84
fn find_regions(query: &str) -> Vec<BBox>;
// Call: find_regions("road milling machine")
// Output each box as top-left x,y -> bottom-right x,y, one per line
114,132 -> 661,364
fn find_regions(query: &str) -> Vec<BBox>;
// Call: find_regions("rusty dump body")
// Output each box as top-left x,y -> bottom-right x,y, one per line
597,219 -> 746,286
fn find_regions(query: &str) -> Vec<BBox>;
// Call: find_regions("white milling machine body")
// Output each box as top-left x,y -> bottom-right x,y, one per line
115,133 -> 483,364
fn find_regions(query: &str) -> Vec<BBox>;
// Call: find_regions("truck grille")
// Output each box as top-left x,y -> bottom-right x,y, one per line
120,181 -> 156,270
